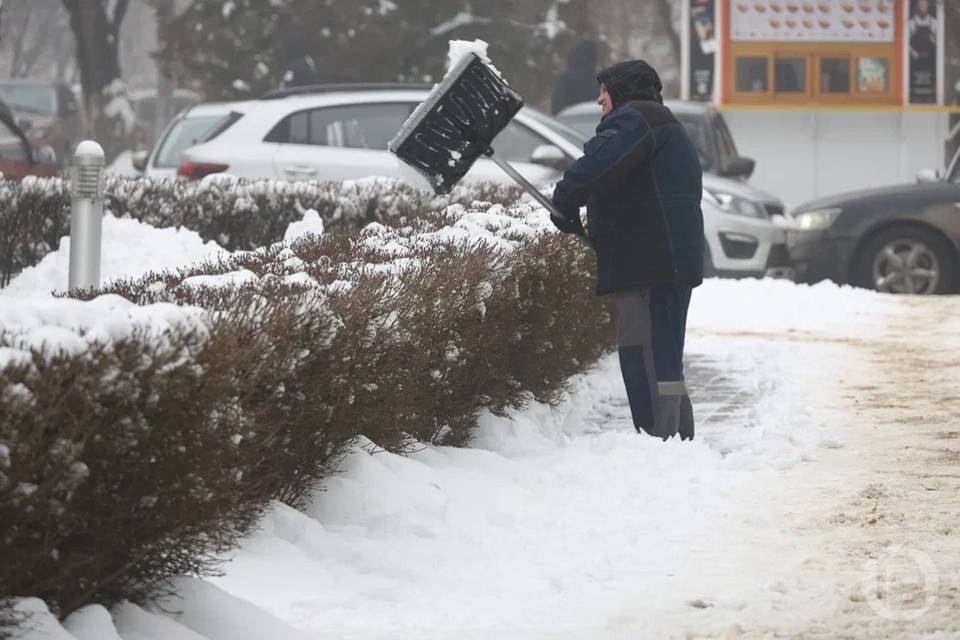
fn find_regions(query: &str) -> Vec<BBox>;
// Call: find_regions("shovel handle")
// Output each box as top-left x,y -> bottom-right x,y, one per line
487,153 -> 567,221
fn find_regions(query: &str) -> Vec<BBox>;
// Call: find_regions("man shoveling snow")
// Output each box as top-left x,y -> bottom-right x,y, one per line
389,45 -> 702,440
550,60 -> 704,441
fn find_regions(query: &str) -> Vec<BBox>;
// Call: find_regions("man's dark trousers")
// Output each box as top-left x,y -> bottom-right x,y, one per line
616,285 -> 694,440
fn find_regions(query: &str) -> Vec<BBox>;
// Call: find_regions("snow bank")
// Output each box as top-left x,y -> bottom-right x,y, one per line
1,215 -> 226,299
689,277 -> 901,338
200,333 -> 839,637
8,599 -> 74,640
12,582 -> 306,640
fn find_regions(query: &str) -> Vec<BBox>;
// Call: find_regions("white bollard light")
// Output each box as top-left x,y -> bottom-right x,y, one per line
68,141 -> 106,292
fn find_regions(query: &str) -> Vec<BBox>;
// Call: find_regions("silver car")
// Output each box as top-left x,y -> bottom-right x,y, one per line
558,99 -> 793,279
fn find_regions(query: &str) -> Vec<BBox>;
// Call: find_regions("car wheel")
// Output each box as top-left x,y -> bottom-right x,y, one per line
855,225 -> 957,295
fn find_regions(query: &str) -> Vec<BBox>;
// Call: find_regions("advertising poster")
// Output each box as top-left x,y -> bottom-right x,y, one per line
689,0 -> 717,101
907,0 -> 938,104
946,0 -> 960,105
730,0 -> 895,43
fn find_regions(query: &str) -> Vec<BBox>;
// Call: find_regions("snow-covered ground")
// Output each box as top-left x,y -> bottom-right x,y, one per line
6,212 -> 960,640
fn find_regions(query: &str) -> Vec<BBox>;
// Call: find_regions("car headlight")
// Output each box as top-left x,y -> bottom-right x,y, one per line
702,189 -> 766,219
792,208 -> 841,230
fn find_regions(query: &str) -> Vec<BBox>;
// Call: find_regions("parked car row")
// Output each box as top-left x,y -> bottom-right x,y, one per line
136,86 -> 794,282
128,84 -> 959,296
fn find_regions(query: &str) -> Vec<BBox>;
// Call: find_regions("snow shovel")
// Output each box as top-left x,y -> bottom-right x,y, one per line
388,52 -> 570,224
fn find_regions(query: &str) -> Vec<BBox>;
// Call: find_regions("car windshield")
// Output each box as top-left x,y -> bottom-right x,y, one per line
0,84 -> 57,116
713,112 -> 740,167
153,113 -> 232,168
524,109 -> 590,147
675,113 -> 714,172
557,112 -> 599,139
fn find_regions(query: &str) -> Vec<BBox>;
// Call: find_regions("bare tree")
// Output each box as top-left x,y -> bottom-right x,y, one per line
61,0 -> 130,154
61,0 -> 129,107
580,0 -> 683,96
654,0 -> 682,70
0,1 -> 73,80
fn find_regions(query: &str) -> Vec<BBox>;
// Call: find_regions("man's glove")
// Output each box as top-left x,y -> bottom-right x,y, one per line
550,211 -> 585,235
548,196 -> 586,236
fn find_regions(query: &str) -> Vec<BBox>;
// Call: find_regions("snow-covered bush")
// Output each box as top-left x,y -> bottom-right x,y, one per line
0,174 -> 522,286
0,195 -> 612,627
0,286 -> 342,621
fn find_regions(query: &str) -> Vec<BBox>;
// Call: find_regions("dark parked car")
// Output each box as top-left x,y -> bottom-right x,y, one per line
0,100 -> 59,180
788,150 -> 960,295
0,80 -> 83,167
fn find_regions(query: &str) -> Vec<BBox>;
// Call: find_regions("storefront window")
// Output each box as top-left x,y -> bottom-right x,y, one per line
736,57 -> 769,92
857,57 -> 889,93
820,57 -> 851,93
775,57 -> 806,93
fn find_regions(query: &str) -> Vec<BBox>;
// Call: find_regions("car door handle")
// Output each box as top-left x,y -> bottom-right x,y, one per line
282,165 -> 317,176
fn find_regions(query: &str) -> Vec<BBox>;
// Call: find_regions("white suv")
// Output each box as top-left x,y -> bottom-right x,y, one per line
139,86 -> 570,189
139,85 -> 793,279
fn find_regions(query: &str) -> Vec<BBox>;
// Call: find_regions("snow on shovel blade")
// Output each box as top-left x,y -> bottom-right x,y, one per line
388,52 -> 523,195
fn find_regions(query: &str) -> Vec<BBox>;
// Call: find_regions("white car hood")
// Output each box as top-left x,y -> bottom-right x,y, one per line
702,173 -> 782,206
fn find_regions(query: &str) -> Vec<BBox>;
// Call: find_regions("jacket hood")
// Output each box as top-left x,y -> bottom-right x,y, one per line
597,60 -> 663,107
566,40 -> 598,70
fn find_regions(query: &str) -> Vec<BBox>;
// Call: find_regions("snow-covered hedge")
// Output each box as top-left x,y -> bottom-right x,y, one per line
0,197 -> 613,626
0,175 -> 522,286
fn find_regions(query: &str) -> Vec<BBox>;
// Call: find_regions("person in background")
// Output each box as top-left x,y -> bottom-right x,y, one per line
551,40 -> 599,115
280,32 -> 320,89
550,60 -> 703,441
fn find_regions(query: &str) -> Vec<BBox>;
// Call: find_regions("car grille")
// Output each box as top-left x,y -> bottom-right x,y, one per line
719,232 -> 759,259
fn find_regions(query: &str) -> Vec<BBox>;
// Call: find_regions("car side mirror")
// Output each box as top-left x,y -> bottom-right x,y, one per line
17,118 -> 33,132
721,156 -> 755,180
131,150 -> 149,173
530,144 -> 569,171
916,168 -> 941,183
33,145 -> 57,165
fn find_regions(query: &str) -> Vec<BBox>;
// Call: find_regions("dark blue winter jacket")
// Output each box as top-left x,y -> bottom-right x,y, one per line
551,64 -> 705,295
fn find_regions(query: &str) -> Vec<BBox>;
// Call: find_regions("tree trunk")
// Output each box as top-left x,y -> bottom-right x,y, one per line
61,0 -> 129,155
653,0 -> 682,68
153,0 -> 174,147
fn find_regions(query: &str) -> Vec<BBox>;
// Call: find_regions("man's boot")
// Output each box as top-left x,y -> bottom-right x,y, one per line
649,381 -> 684,440
679,393 -> 695,441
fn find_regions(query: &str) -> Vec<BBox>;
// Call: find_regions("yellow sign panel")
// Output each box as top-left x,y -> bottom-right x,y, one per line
730,0 -> 895,42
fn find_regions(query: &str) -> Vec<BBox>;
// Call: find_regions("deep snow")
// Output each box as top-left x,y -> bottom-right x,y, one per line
7,201 -> 956,639
8,275 -> 914,640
